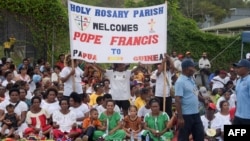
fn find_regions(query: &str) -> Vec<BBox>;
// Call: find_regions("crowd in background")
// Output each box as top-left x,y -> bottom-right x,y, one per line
0,50 -> 249,141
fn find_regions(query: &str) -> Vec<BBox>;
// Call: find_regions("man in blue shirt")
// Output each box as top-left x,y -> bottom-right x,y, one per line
233,59 -> 250,125
175,59 -> 204,141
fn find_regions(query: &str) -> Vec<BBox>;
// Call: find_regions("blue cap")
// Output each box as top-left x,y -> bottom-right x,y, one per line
233,59 -> 250,69
181,59 -> 195,69
32,74 -> 42,83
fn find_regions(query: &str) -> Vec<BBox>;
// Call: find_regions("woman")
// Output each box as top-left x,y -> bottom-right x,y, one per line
0,88 -> 28,138
52,98 -> 81,140
93,100 -> 126,141
215,100 -> 231,140
40,87 -> 60,116
69,92 -> 89,126
142,98 -> 173,141
24,96 -> 51,137
19,88 -> 31,109
15,66 -> 31,83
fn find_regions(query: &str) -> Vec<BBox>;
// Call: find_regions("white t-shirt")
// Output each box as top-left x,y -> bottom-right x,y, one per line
69,104 -> 89,125
105,70 -> 131,100
1,80 -> 15,87
52,110 -> 77,132
138,106 -> 151,118
40,100 -> 60,116
216,96 -> 235,111
201,115 -> 224,141
26,90 -> 33,100
174,59 -> 182,72
60,66 -> 84,96
215,112 -> 231,127
211,76 -> 229,91
96,105 -> 121,115
155,70 -> 173,97
51,72 -> 59,82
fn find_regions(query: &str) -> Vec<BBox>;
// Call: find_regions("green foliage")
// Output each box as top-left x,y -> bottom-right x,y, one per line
0,0 -> 69,62
125,0 -> 250,70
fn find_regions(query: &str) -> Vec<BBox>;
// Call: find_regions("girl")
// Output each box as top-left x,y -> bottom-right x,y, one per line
123,105 -> 142,140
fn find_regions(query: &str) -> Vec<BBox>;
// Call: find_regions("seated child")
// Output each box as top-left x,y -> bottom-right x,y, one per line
92,96 -> 104,109
0,104 -> 19,138
123,105 -> 142,140
80,108 -> 105,141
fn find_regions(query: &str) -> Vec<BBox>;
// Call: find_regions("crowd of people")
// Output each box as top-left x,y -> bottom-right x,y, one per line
0,50 -> 249,141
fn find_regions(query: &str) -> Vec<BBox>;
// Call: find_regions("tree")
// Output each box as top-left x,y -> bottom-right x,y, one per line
125,0 -> 250,70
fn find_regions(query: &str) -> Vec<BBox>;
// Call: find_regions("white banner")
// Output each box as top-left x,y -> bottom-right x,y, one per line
68,1 -> 167,64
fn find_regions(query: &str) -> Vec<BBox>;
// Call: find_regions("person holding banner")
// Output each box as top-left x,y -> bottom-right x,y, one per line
94,63 -> 141,117
174,59 -> 204,141
154,54 -> 175,118
60,55 -> 84,99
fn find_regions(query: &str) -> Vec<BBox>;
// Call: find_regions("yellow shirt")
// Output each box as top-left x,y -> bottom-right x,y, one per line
3,42 -> 11,49
89,93 -> 103,106
9,37 -> 16,45
134,97 -> 146,109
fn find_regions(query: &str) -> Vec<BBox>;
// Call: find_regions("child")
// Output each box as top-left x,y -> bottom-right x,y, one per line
123,105 -> 142,140
93,96 -> 104,108
0,104 -> 19,138
134,88 -> 149,109
80,108 -> 105,141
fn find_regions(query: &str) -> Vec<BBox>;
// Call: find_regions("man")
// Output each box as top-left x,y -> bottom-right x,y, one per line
56,54 -> 65,70
154,54 -> 175,118
198,52 -> 211,69
184,51 -> 194,63
175,59 -> 204,141
199,52 -> 211,89
95,63 -> 141,116
3,39 -> 11,58
233,59 -> 250,125
174,54 -> 183,73
210,70 -> 229,91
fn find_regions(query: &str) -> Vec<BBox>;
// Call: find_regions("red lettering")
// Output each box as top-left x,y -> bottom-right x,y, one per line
110,35 -> 159,46
73,32 -> 103,44
133,54 -> 160,62
73,32 -> 81,40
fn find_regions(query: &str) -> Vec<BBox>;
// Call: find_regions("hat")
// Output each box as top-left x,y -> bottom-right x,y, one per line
177,54 -> 184,59
208,103 -> 216,110
32,74 -> 42,83
186,51 -> 191,55
233,59 -> 250,69
6,58 -> 12,63
181,59 -> 195,69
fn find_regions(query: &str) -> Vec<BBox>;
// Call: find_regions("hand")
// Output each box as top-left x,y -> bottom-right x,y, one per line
177,116 -> 185,129
34,128 -> 41,133
72,123 -> 77,129
53,124 -> 59,129
5,120 -> 12,125
164,53 -> 171,59
70,69 -> 75,75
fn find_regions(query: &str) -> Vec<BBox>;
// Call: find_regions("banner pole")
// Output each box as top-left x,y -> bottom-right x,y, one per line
163,0 -> 168,113
71,58 -> 76,92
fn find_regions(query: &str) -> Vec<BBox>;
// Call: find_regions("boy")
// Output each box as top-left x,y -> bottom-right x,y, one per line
80,108 -> 105,141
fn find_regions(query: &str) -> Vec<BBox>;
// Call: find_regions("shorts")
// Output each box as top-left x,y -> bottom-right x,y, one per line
115,100 -> 130,111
